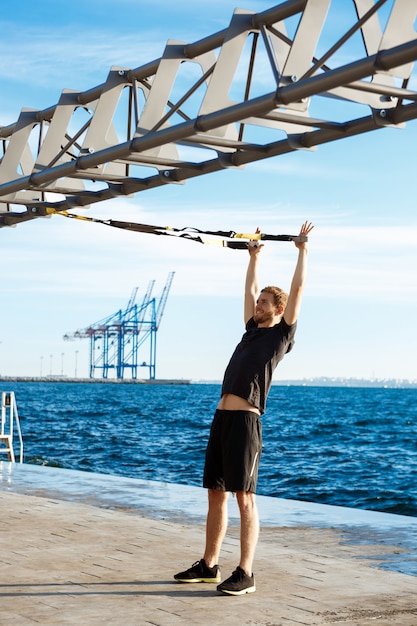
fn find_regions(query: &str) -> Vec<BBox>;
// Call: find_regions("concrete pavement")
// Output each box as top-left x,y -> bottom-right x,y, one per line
1,463 -> 417,625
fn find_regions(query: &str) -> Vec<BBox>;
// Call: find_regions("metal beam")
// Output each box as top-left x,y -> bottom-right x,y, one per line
1,0 -> 417,227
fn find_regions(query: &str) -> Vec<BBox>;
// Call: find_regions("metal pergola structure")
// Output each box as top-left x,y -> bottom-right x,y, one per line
1,0 -> 417,228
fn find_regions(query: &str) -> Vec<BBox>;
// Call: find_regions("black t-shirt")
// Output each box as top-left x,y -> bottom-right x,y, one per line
221,317 -> 296,414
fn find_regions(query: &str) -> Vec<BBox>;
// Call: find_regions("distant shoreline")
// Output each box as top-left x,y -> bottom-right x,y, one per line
0,376 -> 191,385
197,377 -> 417,389
273,378 -> 417,389
0,376 -> 416,389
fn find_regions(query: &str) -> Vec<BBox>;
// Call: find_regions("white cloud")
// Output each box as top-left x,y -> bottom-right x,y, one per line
0,29 -> 165,90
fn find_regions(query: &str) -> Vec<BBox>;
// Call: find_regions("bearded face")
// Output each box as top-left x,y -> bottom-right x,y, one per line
253,308 -> 275,325
253,292 -> 278,326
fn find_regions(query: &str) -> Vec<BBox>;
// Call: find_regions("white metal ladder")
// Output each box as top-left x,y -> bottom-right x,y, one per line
0,391 -> 23,463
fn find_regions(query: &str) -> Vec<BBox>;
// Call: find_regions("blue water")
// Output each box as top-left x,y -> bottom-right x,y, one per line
3,382 -> 417,517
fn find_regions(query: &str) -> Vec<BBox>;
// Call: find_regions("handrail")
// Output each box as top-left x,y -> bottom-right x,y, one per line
1,392 -> 24,463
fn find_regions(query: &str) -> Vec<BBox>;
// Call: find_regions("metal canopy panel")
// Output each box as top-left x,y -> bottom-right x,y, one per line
1,0 -> 417,227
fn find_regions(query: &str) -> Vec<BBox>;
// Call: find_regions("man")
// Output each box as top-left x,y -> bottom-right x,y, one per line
174,220 -> 314,595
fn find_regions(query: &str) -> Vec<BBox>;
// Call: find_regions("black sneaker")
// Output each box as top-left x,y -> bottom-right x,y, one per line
174,559 -> 221,583
217,566 -> 256,595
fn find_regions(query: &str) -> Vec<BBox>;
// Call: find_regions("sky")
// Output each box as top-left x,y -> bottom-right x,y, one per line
1,0 -> 417,383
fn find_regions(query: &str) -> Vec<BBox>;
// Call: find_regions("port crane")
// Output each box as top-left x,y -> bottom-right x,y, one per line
63,272 -> 174,380
1,0 -> 417,228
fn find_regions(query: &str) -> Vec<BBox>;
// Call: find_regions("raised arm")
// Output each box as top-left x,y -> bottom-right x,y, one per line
244,240 -> 263,324
283,221 -> 314,326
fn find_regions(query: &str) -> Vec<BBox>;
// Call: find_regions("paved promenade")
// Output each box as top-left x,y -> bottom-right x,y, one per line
0,462 -> 417,625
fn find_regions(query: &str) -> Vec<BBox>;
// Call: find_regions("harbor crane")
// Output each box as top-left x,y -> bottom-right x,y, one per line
1,1 -> 417,228
63,272 -> 175,380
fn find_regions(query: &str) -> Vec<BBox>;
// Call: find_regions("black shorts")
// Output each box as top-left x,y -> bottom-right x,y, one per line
203,409 -> 262,493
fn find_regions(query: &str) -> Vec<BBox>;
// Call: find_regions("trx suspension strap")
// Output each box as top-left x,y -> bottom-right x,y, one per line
46,209 -> 308,248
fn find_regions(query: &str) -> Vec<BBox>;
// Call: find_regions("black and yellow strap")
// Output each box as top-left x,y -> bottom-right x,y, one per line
46,208 -> 307,248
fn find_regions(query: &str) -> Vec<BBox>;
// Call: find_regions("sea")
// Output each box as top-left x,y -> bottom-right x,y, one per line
3,381 -> 417,518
